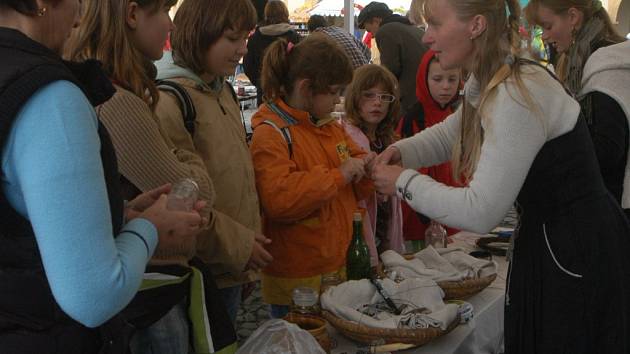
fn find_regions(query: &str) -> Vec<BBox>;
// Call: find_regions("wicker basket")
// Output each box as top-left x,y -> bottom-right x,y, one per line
438,273 -> 497,300
378,254 -> 498,300
323,310 -> 460,346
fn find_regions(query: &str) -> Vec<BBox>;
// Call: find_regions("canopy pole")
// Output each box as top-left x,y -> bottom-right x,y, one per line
343,0 -> 354,34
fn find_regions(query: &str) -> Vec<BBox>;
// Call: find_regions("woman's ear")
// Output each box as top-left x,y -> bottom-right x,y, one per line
566,7 -> 584,30
126,1 -> 139,30
469,14 -> 487,40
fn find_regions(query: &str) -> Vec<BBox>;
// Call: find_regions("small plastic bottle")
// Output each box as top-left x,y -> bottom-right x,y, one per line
425,220 -> 447,249
167,178 -> 199,211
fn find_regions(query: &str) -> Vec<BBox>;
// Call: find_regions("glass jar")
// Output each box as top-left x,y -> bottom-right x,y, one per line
425,220 -> 447,249
290,287 -> 320,315
320,272 -> 342,295
167,178 -> 199,211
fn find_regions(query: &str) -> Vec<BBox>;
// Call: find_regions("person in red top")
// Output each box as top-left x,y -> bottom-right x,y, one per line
396,50 -> 462,246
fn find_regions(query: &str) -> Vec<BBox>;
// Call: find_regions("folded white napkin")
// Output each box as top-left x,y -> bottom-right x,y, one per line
321,278 -> 459,330
381,246 -> 498,282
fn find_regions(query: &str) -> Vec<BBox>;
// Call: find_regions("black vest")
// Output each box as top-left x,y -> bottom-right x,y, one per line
0,27 -> 127,354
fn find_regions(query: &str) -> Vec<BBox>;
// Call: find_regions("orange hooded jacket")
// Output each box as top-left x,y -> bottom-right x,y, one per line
250,99 -> 374,278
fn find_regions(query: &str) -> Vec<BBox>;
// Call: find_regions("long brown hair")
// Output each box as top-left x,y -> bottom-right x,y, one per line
171,0 -> 256,75
524,0 -> 624,81
344,64 -> 400,147
425,0 -> 530,182
66,0 -> 176,109
261,33 -> 353,102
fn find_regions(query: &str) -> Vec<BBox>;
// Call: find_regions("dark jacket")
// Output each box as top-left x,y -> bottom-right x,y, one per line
375,14 -> 427,115
243,23 -> 301,105
0,27 -> 128,354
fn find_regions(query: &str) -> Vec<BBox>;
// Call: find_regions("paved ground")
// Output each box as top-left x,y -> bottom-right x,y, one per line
234,209 -> 519,344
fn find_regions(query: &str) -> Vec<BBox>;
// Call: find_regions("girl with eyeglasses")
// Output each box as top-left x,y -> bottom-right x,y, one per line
342,64 -> 405,262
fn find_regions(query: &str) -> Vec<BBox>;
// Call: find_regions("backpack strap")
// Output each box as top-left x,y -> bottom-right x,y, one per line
259,102 -> 299,158
261,119 -> 293,158
156,79 -> 197,136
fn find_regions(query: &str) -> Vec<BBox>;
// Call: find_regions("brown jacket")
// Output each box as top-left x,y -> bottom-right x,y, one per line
154,75 -> 260,288
97,85 -> 215,266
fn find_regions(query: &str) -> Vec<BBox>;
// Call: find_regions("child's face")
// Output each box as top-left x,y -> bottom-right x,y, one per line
358,84 -> 393,128
310,85 -> 343,119
129,3 -> 174,61
427,60 -> 460,107
204,29 -> 249,77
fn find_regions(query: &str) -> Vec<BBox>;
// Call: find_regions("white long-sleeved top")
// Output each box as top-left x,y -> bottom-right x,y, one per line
393,65 -> 581,234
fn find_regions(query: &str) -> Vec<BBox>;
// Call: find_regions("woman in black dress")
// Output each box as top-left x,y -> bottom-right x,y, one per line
526,0 -> 630,219
371,0 -> 630,352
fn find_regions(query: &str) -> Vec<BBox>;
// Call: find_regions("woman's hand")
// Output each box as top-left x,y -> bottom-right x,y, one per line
125,184 -> 171,220
374,146 -> 402,166
371,164 -> 405,196
138,194 -> 207,251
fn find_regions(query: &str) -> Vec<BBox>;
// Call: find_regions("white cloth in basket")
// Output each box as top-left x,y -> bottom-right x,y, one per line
320,278 -> 459,330
381,246 -> 498,282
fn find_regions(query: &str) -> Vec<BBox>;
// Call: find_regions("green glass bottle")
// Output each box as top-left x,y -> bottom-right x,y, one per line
346,212 -> 371,281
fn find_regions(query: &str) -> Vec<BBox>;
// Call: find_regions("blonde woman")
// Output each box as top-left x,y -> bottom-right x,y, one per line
66,0 -> 236,353
372,0 -> 630,352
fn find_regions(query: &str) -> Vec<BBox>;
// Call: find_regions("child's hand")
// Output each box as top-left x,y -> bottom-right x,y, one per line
363,152 -> 378,175
340,157 -> 366,184
246,233 -> 273,271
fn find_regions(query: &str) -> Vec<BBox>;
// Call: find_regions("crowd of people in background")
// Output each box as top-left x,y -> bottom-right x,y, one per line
1,0 -> 630,353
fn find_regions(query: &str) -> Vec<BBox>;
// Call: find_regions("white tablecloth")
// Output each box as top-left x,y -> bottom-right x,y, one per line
330,232 -> 508,354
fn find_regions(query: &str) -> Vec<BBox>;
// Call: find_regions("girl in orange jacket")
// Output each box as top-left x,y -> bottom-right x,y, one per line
250,34 -> 374,318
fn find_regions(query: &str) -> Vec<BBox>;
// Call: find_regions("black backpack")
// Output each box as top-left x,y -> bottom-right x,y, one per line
156,79 -> 244,138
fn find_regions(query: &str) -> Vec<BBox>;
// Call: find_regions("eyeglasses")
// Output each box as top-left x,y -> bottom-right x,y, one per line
361,91 -> 396,103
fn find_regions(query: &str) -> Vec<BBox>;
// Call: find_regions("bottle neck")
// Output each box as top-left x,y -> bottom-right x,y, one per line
352,220 -> 363,242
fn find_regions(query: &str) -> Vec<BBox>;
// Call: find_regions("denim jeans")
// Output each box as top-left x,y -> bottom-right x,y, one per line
218,285 -> 242,325
129,299 -> 190,354
269,304 -> 290,319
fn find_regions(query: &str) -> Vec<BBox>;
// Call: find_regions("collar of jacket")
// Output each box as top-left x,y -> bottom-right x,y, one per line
0,27 -> 114,107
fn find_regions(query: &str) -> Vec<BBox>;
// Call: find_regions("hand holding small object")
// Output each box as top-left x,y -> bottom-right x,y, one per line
371,164 -> 405,196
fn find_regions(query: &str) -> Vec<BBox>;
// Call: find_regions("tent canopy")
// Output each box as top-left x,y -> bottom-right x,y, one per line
309,0 -> 411,17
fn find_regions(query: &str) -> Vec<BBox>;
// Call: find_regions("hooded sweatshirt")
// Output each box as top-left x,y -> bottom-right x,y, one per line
243,24 -> 301,105
579,40 -> 630,211
154,52 -> 261,288
395,50 -> 462,240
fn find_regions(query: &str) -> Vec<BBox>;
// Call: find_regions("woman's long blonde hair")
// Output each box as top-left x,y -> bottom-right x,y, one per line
66,0 -> 176,109
425,0 -> 528,182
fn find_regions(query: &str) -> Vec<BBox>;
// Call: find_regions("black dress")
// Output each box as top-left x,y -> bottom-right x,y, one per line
505,117 -> 630,353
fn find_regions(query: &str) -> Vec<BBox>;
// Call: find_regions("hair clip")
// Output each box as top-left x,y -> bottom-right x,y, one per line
592,0 -> 603,11
287,42 -> 295,54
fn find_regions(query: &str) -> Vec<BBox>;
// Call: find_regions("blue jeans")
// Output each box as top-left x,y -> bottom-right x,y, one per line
218,285 -> 242,325
129,300 -> 190,354
269,304 -> 290,319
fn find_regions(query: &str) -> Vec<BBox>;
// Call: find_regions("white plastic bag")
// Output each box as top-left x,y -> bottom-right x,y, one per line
236,319 -> 325,354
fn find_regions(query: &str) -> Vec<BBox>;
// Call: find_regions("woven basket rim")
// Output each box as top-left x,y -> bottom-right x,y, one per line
323,310 -> 460,345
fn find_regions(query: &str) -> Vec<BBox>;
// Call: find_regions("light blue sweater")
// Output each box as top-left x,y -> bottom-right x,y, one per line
1,80 -> 158,328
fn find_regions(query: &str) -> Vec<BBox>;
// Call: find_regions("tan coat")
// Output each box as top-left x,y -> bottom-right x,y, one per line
155,78 -> 261,288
